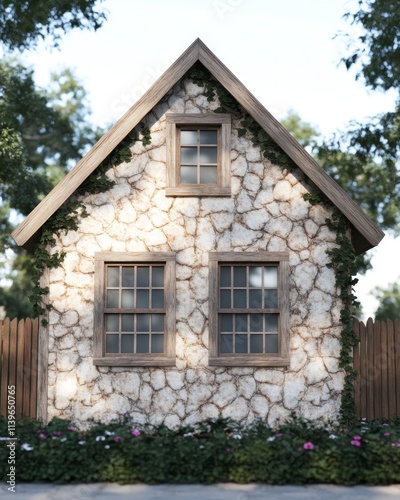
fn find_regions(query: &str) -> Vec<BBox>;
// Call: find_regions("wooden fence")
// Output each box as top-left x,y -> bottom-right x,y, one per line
353,317 -> 400,420
0,317 -> 39,419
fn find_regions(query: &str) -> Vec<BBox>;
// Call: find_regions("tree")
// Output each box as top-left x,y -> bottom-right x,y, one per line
281,110 -> 319,149
0,0 -> 105,51
373,282 -> 400,321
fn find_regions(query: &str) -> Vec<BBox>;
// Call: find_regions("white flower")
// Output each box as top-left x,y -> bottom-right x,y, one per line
21,443 -> 34,451
329,434 -> 338,439
79,441 -> 86,445
183,432 -> 193,438
104,430 -> 115,436
232,434 -> 242,440
105,445 -> 110,449
60,437 -> 67,442
95,436 -> 106,441
267,436 -> 276,442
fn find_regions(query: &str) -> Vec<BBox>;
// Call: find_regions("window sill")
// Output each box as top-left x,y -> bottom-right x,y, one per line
93,356 -> 176,367
165,186 -> 231,197
208,356 -> 290,367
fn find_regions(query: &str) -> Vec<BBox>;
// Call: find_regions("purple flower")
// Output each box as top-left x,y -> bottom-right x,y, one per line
353,435 -> 362,441
53,431 -> 62,436
303,442 -> 314,450
67,426 -> 77,431
382,423 -> 389,427
384,432 -> 391,437
38,433 -> 47,440
131,429 -> 141,437
351,440 -> 361,447
113,436 -> 121,443
226,447 -> 231,453
392,442 -> 400,447
277,433 -> 283,437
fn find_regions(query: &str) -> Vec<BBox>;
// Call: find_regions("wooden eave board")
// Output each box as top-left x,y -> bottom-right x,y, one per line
12,38 -> 384,253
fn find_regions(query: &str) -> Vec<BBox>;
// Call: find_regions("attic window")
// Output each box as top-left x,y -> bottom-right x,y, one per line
166,114 -> 231,196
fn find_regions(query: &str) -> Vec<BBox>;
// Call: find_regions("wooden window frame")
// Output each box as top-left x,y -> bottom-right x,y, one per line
93,252 -> 176,367
208,252 -> 290,367
165,113 -> 231,197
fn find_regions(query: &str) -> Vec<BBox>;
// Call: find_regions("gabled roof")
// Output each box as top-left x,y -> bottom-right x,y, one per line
12,38 -> 384,254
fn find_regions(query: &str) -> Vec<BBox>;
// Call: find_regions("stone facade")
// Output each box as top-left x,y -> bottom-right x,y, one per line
46,77 -> 343,428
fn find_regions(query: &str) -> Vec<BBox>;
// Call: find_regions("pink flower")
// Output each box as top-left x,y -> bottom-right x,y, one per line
382,423 -> 389,427
384,432 -> 391,437
303,442 -> 314,450
392,442 -> 400,447
277,433 -> 283,437
67,426 -> 77,431
53,431 -> 62,436
351,440 -> 361,446
353,435 -> 362,440
226,447 -> 231,453
131,429 -> 141,437
38,433 -> 47,439
113,436 -> 121,442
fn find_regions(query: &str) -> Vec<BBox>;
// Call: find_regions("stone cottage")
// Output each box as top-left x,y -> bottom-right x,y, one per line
13,39 -> 384,427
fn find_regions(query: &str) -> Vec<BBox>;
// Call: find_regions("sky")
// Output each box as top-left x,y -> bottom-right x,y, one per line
17,0 -> 400,320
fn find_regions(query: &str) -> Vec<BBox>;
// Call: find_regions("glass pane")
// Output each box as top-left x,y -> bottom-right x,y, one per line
137,267 -> 149,287
137,334 -> 149,353
200,166 -> 217,184
266,334 -> 278,353
137,314 -> 150,332
220,290 -> 231,308
264,289 -> 278,308
122,267 -> 134,287
151,314 -> 164,332
107,290 -> 119,308
250,334 -> 263,353
121,334 -> 134,353
249,289 -> 262,308
199,147 -> 217,163
151,334 -> 164,353
121,314 -> 134,332
181,130 -> 198,145
234,267 -> 246,287
152,267 -> 164,287
235,314 -> 247,333
249,314 -> 263,332
181,147 -> 197,163
220,266 -> 231,287
249,267 -> 262,288
234,289 -> 247,308
152,290 -> 164,308
265,314 -> 279,332
264,267 -> 278,288
121,289 -> 134,308
107,267 -> 119,287
220,314 -> 233,332
180,166 -> 197,184
235,334 -> 248,353
106,314 -> 119,332
200,130 -> 217,144
136,290 -> 149,308
106,334 -> 119,353
221,334 -> 233,353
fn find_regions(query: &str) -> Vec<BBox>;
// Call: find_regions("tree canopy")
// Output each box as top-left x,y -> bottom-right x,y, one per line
373,282 -> 400,321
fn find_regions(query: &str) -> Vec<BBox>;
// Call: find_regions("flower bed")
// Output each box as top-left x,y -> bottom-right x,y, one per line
1,415 -> 399,485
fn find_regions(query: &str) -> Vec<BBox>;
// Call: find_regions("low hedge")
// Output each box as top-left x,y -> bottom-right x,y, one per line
1,415 -> 399,485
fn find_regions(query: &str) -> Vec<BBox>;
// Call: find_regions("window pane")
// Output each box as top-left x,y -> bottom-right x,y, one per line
250,334 -> 263,353
233,289 -> 247,308
136,290 -> 149,308
200,130 -> 217,144
265,314 -> 278,332
235,334 -> 248,353
264,267 -> 278,288
106,314 -> 119,332
106,334 -> 119,353
199,147 -> 217,163
107,290 -> 119,308
137,314 -> 150,332
264,290 -> 278,308
200,166 -> 217,184
249,267 -> 262,288
181,147 -> 197,163
121,314 -> 134,332
122,267 -> 134,287
151,314 -> 164,332
151,334 -> 164,353
137,267 -> 149,287
180,166 -> 197,184
152,290 -> 164,308
220,266 -> 231,287
220,314 -> 233,332
221,334 -> 233,353
220,289 -> 231,308
121,290 -> 134,308
152,267 -> 164,287
121,334 -> 134,353
181,130 -> 198,145
235,314 -> 247,332
137,334 -> 149,353
266,334 -> 278,353
107,267 -> 119,287
234,267 -> 246,287
249,289 -> 262,308
249,314 -> 263,332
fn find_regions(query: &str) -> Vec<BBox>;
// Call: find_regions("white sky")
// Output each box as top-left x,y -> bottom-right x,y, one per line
17,0 -> 400,320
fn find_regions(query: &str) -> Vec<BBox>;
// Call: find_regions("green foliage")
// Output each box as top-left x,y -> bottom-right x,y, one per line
1,416 -> 399,485
373,282 -> 400,321
281,110 -> 319,149
0,0 -> 106,51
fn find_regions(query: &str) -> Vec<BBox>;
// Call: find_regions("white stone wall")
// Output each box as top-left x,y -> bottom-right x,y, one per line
47,78 -> 343,427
